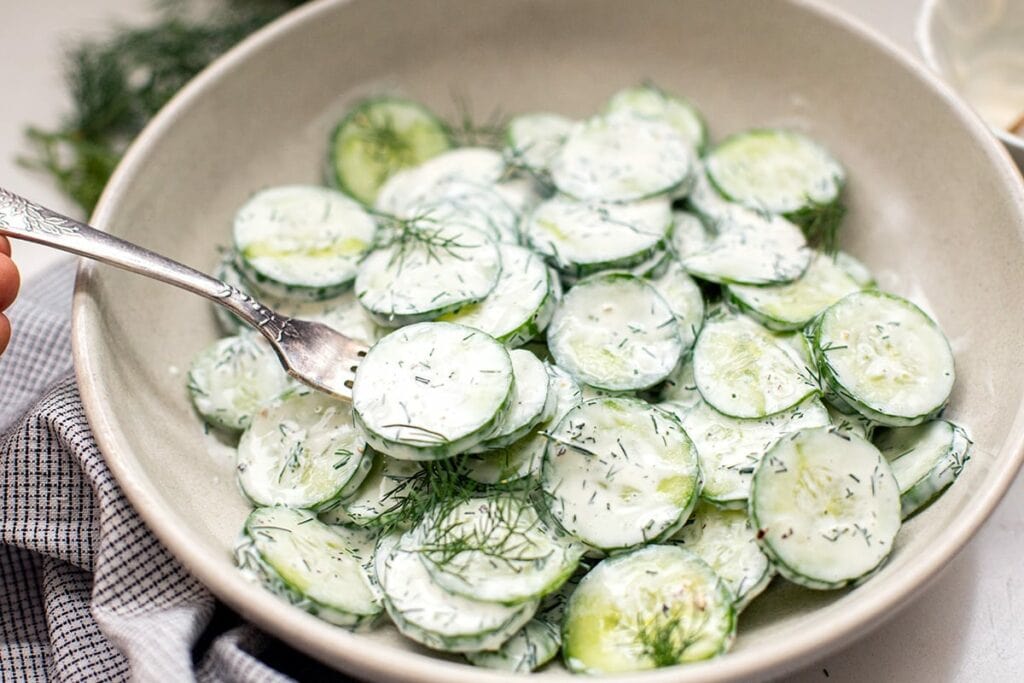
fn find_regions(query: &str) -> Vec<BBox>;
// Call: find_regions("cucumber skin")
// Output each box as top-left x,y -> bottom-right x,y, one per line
327,96 -> 453,206
235,251 -> 353,302
894,422 -> 972,519
811,292 -> 953,428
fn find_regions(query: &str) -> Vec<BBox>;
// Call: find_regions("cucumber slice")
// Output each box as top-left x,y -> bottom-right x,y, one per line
551,115 -> 695,202
464,364 -> 581,485
187,333 -> 292,432
675,396 -> 830,508
750,426 -> 902,589
352,322 -> 514,460
681,208 -> 812,286
329,97 -> 452,206
375,530 -> 538,653
355,221 -> 501,327
477,350 -> 551,449
605,84 -> 708,153
827,404 -> 876,441
813,291 -> 955,427
407,179 -> 520,244
727,252 -> 862,331
417,495 -> 583,605
237,388 -> 372,510
375,147 -> 506,216
563,545 -> 735,674
658,355 -> 702,408
672,501 -> 774,611
233,185 -> 377,300
506,113 -> 574,176
541,397 -> 701,551
835,251 -> 876,288
465,618 -> 561,672
548,272 -> 683,392
669,211 -> 711,260
494,176 -> 544,216
524,196 -> 671,276
236,507 -> 382,628
875,420 -> 971,518
686,164 -> 738,225
326,451 -> 423,528
693,314 -> 817,418
705,129 -> 845,249
440,244 -> 555,347
629,249 -> 672,279
647,260 -> 705,353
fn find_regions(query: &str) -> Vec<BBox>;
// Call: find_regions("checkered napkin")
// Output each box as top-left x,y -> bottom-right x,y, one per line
0,261 -> 343,682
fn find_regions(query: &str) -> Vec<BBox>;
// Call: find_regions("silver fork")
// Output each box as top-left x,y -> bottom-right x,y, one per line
0,187 -> 367,400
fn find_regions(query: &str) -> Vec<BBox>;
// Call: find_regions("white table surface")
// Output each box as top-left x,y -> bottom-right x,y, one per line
1,1 -> 1021,680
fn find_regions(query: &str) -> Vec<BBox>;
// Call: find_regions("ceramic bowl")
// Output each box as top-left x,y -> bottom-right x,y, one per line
74,0 -> 1024,681
917,0 -> 1024,167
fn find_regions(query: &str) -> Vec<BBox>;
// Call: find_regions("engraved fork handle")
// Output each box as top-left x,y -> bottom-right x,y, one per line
0,187 -> 291,342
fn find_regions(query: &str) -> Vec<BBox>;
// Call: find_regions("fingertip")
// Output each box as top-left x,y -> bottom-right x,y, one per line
0,313 -> 10,356
0,236 -> 10,256
0,255 -> 19,311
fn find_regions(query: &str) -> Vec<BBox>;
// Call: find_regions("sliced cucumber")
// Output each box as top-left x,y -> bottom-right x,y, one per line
464,364 -> 581,485
551,115 -> 695,202
375,530 -> 538,653
676,396 -> 830,508
375,147 -> 506,216
236,507 -> 382,628
563,545 -> 735,674
669,210 -> 711,260
727,252 -> 862,331
672,501 -> 774,611
329,97 -> 452,206
827,404 -> 876,441
352,322 -> 514,460
233,185 -> 377,300
187,333 -> 292,432
494,176 -> 544,216
875,420 -> 971,518
324,451 -> 423,528
680,208 -> 811,286
541,397 -> 701,551
705,129 -> 845,248
548,272 -> 683,392
750,426 -> 902,589
605,84 -> 708,153
440,244 -> 555,347
355,222 -> 501,327
477,350 -> 552,449
465,618 -> 561,673
647,260 -> 705,353
506,113 -> 573,176
237,388 -> 372,510
417,495 -> 583,605
693,314 -> 817,418
813,291 -> 955,427
407,179 -> 520,244
658,355 -> 702,408
524,196 -> 671,276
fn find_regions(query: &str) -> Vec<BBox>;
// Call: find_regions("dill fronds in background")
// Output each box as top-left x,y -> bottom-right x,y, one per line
18,0 -> 308,215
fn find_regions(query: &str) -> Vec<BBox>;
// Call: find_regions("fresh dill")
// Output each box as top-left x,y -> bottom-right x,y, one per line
789,197 -> 846,255
19,0 -> 307,214
634,605 -> 710,668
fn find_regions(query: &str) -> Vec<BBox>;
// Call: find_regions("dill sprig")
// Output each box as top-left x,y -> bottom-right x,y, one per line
365,458 -> 474,536
447,93 -> 509,149
19,0 -> 307,214
634,604 -> 711,668
788,197 -> 846,255
369,210 -> 476,272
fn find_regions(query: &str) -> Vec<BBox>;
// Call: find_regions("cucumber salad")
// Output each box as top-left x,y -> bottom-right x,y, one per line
188,84 -> 972,675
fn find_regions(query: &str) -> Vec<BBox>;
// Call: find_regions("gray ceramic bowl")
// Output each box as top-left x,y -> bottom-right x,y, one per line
74,1 -> 1024,681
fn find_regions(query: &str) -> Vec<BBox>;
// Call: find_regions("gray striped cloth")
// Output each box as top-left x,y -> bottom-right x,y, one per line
0,261 -> 344,682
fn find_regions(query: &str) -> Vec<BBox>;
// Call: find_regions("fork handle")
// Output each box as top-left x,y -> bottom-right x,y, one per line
0,187 -> 292,342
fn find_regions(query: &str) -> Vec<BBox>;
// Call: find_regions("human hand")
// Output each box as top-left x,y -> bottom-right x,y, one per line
0,236 -> 20,355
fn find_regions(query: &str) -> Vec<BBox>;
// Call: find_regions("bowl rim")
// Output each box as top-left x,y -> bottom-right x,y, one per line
915,0 -> 1024,152
72,0 -> 1024,680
